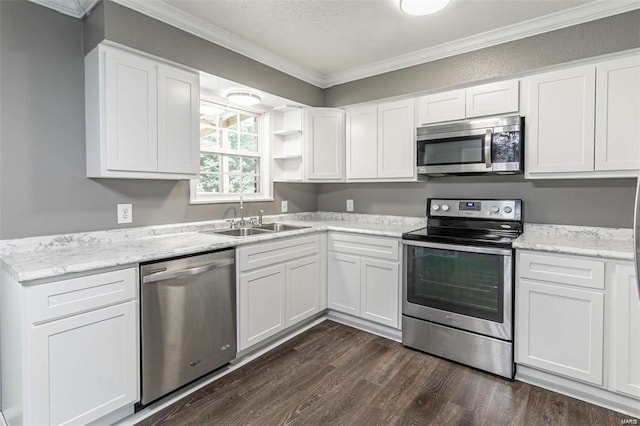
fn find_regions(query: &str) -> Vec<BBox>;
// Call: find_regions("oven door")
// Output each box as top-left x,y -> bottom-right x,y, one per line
402,240 -> 513,340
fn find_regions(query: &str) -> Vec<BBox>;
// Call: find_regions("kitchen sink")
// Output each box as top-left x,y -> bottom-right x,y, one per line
204,227 -> 272,237
201,222 -> 310,238
254,223 -> 310,232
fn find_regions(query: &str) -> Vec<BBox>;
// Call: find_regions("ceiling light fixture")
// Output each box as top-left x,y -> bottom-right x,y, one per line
226,91 -> 262,106
399,0 -> 451,16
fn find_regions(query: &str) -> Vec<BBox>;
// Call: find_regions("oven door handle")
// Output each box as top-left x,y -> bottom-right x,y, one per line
402,239 -> 512,256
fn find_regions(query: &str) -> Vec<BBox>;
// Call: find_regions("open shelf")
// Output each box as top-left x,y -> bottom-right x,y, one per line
273,129 -> 302,137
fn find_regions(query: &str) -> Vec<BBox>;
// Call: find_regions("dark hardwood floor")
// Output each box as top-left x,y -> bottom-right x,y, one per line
139,321 -> 635,425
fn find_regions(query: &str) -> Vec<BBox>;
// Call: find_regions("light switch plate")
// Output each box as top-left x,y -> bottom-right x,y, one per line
281,200 -> 288,213
117,204 -> 133,224
346,199 -> 354,212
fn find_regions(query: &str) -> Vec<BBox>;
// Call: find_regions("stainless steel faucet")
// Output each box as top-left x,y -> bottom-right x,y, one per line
258,209 -> 264,226
238,193 -> 246,227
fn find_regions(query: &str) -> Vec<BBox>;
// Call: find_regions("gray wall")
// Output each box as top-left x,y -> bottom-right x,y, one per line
0,0 -> 316,239
324,9 -> 640,106
85,1 -> 324,108
317,177 -> 638,228
1,0 -> 639,239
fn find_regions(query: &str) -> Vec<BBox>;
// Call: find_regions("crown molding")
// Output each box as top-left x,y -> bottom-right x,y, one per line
324,0 -> 640,87
30,0 -> 640,88
28,0 -> 100,18
110,0 -> 326,87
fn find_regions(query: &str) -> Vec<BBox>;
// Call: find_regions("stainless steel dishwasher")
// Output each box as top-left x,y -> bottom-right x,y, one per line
139,249 -> 236,406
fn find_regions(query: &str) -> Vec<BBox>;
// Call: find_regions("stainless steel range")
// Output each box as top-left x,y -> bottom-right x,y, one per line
401,198 -> 523,379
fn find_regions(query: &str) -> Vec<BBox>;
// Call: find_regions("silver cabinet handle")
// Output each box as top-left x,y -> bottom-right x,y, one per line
484,129 -> 493,168
143,259 -> 234,284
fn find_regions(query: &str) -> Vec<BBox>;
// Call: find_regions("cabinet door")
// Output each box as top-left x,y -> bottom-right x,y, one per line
104,48 -> 158,172
239,265 -> 286,350
30,302 -> 138,426
360,258 -> 399,328
465,80 -> 519,118
327,252 -> 361,316
157,64 -> 200,175
527,66 -> 596,173
286,255 -> 321,327
378,99 -> 415,178
416,89 -> 465,125
304,108 -> 345,181
595,56 -> 640,172
516,279 -> 604,385
610,263 -> 640,398
346,105 -> 378,179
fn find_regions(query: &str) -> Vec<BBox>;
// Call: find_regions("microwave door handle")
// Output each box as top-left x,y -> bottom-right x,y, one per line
484,129 -> 493,168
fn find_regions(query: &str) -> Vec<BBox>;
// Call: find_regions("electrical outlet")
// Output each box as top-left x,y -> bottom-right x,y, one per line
117,204 -> 133,224
346,199 -> 354,212
281,200 -> 288,213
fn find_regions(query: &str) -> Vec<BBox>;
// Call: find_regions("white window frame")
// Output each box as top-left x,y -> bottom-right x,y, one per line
190,101 -> 272,204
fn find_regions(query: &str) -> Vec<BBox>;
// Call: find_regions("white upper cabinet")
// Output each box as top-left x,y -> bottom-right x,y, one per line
527,65 -> 597,174
465,80 -> 519,118
303,108 -> 345,181
346,99 -> 415,181
157,65 -> 200,174
595,56 -> 640,172
85,44 -> 200,179
526,54 -> 640,179
346,105 -> 378,179
416,88 -> 466,125
416,79 -> 519,125
378,99 -> 415,178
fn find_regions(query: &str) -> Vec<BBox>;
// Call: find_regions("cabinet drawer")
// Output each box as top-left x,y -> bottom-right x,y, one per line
518,251 -> 604,289
27,268 -> 137,324
239,235 -> 320,272
329,233 -> 399,261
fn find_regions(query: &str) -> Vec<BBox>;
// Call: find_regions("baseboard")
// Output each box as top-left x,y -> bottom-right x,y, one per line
326,311 -> 402,342
516,364 -> 640,419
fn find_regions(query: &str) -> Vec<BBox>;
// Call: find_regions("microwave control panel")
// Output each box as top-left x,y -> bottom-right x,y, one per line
428,198 -> 521,221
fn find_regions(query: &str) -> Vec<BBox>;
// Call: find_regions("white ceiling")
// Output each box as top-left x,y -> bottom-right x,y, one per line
31,0 -> 640,88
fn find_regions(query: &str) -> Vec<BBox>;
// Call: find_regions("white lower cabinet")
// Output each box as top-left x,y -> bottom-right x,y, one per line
31,302 -> 138,425
327,233 -> 401,329
516,250 -> 640,411
517,278 -> 604,385
328,252 -> 361,316
240,264 -> 287,350
1,267 -> 139,426
238,234 -> 324,351
286,255 -> 321,325
609,263 -> 640,398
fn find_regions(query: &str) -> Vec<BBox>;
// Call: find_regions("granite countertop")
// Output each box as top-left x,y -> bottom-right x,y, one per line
0,212 -> 427,283
513,224 -> 634,261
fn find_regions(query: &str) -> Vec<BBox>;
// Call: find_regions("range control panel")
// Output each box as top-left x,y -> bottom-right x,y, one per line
428,199 -> 522,221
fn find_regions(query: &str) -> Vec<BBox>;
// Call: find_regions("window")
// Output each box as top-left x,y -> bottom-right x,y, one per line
191,100 -> 271,203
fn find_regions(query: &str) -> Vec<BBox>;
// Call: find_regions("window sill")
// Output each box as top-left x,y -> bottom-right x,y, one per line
190,197 -> 275,205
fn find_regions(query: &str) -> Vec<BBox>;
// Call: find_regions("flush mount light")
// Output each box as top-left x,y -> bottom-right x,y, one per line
400,0 -> 451,15
226,91 -> 262,106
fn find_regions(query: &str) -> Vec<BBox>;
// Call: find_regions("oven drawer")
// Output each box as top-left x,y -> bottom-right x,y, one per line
518,251 -> 605,290
329,232 -> 399,261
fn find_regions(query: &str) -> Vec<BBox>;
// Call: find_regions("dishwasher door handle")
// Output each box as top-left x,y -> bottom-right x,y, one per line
143,259 -> 235,284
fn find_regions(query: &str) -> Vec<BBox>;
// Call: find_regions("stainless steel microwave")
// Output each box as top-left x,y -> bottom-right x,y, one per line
416,115 -> 524,176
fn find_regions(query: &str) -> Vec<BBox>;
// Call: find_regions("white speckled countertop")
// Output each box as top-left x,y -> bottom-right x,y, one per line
513,223 -> 634,261
0,212 -> 427,283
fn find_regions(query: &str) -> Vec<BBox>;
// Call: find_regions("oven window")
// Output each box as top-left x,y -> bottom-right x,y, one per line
407,245 -> 504,322
418,136 -> 484,166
